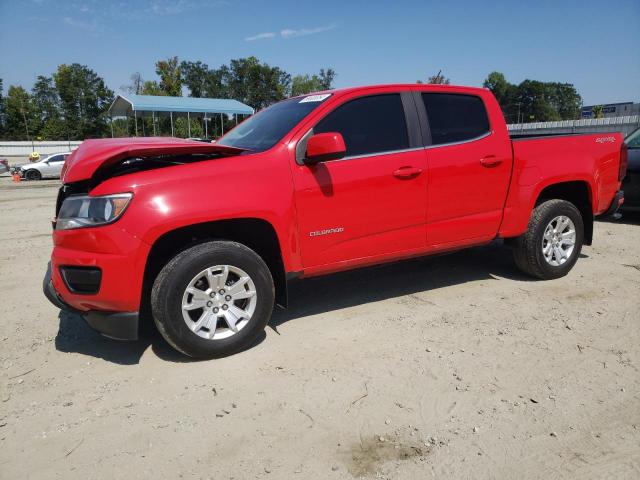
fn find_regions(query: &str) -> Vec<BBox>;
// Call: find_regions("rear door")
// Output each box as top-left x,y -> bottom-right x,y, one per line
291,92 -> 427,270
418,92 -> 512,246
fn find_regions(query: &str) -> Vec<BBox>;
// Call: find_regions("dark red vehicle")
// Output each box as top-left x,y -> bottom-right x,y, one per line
43,84 -> 626,358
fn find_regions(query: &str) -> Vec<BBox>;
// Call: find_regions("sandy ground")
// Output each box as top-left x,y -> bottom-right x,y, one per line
0,176 -> 639,480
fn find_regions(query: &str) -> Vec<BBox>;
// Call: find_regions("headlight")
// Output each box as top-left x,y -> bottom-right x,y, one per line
56,193 -> 132,230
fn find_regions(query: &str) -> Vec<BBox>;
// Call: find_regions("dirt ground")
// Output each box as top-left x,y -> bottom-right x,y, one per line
0,176 -> 639,479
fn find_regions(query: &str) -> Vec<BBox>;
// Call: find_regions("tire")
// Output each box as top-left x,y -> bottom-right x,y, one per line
151,241 -> 274,359
25,169 -> 41,181
512,199 -> 584,280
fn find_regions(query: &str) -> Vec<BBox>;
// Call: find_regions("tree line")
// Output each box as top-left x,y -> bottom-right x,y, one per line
417,70 -> 583,123
483,71 -> 582,123
127,56 -> 336,110
0,61 -> 584,141
0,57 -> 336,141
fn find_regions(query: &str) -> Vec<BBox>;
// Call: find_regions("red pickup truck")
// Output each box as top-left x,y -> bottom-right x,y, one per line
43,84 -> 627,358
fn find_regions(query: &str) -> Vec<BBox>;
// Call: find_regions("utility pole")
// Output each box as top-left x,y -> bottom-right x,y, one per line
19,96 -> 31,148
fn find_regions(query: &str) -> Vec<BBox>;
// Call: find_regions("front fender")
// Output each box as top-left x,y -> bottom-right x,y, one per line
89,151 -> 302,273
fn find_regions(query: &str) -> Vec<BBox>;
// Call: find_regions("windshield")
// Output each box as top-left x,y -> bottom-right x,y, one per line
625,127 -> 640,149
217,94 -> 331,152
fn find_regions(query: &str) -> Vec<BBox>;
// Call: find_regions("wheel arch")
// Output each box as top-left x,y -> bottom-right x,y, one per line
142,218 -> 288,320
534,180 -> 594,245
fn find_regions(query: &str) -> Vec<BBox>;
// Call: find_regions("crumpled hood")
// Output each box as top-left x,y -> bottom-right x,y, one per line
62,137 -> 245,183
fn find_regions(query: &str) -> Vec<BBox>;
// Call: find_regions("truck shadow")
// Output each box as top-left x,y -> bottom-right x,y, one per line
54,241 -> 541,364
270,240 -> 533,329
597,211 -> 640,226
55,311 -> 268,365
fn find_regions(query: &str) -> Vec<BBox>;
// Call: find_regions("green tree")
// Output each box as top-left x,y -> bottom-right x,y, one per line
141,80 -> 165,95
54,63 -> 114,139
174,116 -> 203,138
319,68 -> 336,90
547,82 -> 581,120
483,71 -> 520,122
180,61 -> 210,97
2,85 -> 38,140
32,75 -> 65,139
291,68 -> 336,96
427,71 -> 450,84
222,57 -> 291,110
483,71 -> 582,123
291,74 -> 322,96
180,61 -> 228,98
155,56 -> 182,96
592,105 -> 604,119
516,79 -> 560,122
483,72 -> 512,105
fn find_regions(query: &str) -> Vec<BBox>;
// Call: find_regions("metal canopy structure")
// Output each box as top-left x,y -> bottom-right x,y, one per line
108,94 -> 254,138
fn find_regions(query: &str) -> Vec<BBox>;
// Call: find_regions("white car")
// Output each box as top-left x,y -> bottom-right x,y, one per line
19,152 -> 72,180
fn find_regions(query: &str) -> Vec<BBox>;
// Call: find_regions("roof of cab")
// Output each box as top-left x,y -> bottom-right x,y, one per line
293,83 -> 488,100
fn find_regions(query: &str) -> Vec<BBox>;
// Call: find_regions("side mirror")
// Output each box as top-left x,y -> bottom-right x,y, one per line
304,132 -> 346,165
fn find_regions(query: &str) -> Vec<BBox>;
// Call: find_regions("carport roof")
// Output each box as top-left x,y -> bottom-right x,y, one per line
109,94 -> 254,117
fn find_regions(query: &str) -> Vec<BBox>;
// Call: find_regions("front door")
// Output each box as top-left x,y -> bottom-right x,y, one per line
47,154 -> 67,178
40,154 -> 64,178
291,93 -> 427,271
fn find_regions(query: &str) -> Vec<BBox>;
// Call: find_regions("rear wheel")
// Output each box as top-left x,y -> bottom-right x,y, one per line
151,241 -> 274,358
512,199 -> 584,279
25,169 -> 41,181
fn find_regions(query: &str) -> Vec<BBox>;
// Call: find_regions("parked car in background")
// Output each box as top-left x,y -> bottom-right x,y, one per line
19,152 -> 71,180
622,127 -> 639,211
43,84 -> 626,359
0,159 -> 9,174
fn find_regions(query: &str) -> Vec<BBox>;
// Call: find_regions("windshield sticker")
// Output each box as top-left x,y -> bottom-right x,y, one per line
299,94 -> 331,103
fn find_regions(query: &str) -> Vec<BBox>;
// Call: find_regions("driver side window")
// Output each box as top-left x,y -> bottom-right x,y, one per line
314,94 -> 409,158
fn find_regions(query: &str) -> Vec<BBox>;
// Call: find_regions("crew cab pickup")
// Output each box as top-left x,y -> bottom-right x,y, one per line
43,84 -> 627,358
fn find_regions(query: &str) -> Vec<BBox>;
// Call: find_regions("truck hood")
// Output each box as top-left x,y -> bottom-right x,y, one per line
62,137 -> 245,184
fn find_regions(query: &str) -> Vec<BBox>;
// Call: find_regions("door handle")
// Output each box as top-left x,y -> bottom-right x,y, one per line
393,166 -> 423,179
480,155 -> 503,167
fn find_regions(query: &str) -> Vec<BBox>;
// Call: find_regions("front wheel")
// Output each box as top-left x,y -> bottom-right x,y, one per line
24,169 -> 41,180
151,241 -> 274,358
512,199 -> 584,280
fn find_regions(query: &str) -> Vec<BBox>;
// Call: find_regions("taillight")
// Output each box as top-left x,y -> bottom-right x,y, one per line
619,143 -> 628,181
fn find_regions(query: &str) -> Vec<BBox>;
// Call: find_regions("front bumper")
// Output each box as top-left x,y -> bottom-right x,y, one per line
43,263 -> 139,340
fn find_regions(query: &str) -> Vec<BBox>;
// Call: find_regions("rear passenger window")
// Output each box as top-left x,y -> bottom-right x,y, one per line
314,94 -> 409,157
422,93 -> 490,145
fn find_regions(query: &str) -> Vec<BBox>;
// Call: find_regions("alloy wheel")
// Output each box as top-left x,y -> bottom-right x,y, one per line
181,265 -> 257,340
541,215 -> 576,266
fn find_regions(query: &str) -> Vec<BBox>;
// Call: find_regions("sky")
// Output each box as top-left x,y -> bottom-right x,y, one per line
0,0 -> 639,106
